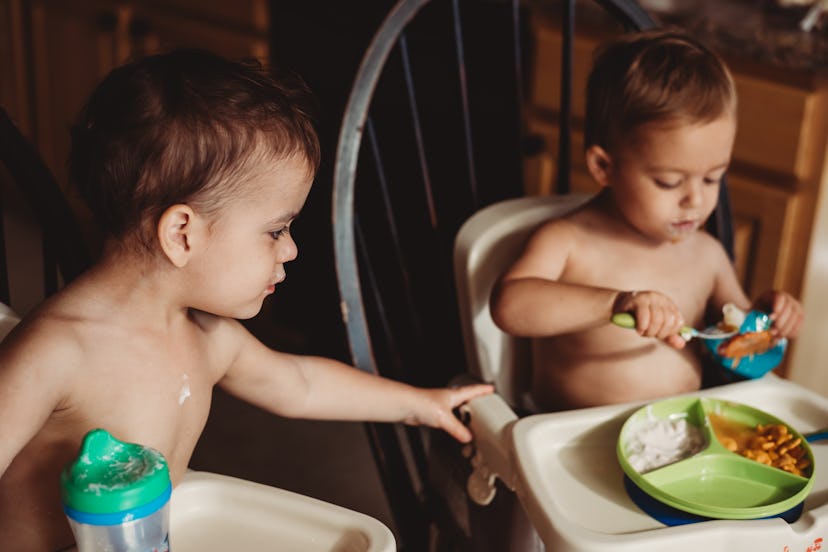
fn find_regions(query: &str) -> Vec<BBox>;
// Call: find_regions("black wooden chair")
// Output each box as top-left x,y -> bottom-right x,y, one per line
331,1 -> 734,549
0,107 -> 90,310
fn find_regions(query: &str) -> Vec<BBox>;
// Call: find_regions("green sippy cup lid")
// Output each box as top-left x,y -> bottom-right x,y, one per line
61,428 -> 170,514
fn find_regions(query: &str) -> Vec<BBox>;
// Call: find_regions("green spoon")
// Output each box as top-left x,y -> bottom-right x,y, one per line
611,312 -> 738,341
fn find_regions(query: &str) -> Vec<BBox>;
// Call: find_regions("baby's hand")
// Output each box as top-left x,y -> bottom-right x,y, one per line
753,290 -> 803,338
614,290 -> 687,349
408,384 -> 494,443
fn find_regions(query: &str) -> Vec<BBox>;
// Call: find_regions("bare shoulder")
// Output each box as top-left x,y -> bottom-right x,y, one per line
505,203 -> 603,278
188,309 -> 261,376
1,301 -> 86,372
0,300 -> 91,418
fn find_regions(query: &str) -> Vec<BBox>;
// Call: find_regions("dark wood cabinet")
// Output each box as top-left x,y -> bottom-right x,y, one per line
0,0 -> 270,313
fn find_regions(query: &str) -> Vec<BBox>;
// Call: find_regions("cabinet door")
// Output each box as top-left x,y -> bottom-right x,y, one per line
26,0 -> 271,251
28,0 -> 126,252
126,5 -> 269,63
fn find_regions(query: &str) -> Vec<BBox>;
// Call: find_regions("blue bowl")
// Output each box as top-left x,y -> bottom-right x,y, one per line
702,310 -> 787,379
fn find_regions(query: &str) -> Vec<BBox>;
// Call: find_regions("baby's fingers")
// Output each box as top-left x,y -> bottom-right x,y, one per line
636,305 -> 683,339
771,296 -> 804,338
440,412 -> 475,443
447,383 -> 495,408
665,334 -> 688,350
436,384 -> 493,443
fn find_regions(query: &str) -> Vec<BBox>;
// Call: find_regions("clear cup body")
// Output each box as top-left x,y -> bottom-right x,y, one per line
67,502 -> 169,552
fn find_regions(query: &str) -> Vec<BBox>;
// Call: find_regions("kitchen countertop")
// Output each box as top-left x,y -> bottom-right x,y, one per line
647,0 -> 828,75
532,0 -> 828,77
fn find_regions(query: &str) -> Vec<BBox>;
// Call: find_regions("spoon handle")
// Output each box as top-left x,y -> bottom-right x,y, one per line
805,429 -> 828,443
610,312 -> 694,338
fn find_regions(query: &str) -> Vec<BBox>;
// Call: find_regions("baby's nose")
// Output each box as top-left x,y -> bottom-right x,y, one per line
279,235 -> 299,263
680,181 -> 704,208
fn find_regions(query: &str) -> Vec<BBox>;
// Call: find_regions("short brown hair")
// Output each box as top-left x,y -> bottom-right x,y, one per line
69,49 -> 321,240
584,29 -> 736,153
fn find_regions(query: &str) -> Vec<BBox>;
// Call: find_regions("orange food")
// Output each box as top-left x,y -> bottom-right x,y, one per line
717,330 -> 775,362
709,413 -> 810,477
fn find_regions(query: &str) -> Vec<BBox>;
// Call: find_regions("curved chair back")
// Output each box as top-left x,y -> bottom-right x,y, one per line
331,1 -> 657,548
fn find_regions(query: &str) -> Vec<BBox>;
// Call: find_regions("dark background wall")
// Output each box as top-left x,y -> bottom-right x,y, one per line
266,1 -> 399,362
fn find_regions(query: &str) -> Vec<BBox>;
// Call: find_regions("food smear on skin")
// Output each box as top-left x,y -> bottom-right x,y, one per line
179,373 -> 191,405
624,417 -> 706,473
709,413 -> 811,477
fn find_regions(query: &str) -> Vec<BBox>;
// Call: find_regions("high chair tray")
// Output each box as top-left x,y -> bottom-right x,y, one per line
170,471 -> 396,552
511,375 -> 828,551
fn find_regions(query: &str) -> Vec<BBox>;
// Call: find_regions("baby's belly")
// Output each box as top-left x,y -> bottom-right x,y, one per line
531,336 -> 702,411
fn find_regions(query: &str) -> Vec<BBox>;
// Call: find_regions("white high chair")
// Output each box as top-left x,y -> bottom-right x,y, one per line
453,196 -> 828,551
452,193 -> 590,509
453,192 -> 591,411
451,193 -> 590,552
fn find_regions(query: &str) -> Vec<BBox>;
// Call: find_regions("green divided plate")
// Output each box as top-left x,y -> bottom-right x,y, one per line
617,396 -> 815,519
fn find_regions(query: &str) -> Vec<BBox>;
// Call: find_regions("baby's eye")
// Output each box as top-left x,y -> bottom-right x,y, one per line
703,173 -> 725,185
654,178 -> 681,189
269,227 -> 290,240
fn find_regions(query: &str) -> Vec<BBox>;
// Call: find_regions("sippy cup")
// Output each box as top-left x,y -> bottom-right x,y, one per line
61,428 -> 172,552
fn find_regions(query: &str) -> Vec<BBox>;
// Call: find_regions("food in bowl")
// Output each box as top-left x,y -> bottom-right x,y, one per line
617,397 -> 815,520
623,417 -> 706,473
703,307 -> 787,379
717,330 -> 777,364
709,412 -> 811,477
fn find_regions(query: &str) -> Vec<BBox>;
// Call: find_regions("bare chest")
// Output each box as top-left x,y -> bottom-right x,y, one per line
61,339 -> 219,481
563,238 -> 714,323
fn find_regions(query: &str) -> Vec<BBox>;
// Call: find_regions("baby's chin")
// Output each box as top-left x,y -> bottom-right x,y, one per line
667,221 -> 701,243
213,300 -> 266,321
666,224 -> 700,243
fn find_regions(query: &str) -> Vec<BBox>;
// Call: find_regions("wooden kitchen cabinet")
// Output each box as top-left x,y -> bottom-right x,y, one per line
525,16 -> 828,306
20,0 -> 270,248
0,0 -> 269,312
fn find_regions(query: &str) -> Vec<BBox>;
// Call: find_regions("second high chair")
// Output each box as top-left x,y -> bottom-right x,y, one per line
452,194 -> 828,551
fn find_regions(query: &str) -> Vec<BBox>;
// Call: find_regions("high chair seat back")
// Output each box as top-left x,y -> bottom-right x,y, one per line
453,193 -> 590,409
0,106 -> 91,312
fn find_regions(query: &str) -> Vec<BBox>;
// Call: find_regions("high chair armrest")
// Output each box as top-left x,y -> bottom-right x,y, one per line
459,391 -> 519,505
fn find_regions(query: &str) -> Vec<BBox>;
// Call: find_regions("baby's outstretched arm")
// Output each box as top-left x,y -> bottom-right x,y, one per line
220,324 -> 493,443
753,290 -> 804,338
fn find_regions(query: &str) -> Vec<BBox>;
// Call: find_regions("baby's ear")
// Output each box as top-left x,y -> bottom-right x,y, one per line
585,145 -> 613,187
157,204 -> 197,268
